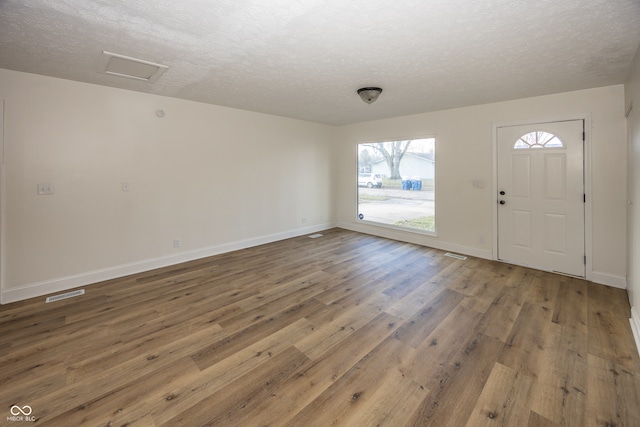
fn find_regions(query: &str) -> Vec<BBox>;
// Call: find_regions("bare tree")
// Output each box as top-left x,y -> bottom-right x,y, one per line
358,149 -> 373,172
364,141 -> 412,179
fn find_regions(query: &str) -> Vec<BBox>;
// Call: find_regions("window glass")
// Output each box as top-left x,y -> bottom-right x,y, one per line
514,131 -> 564,149
357,138 -> 436,234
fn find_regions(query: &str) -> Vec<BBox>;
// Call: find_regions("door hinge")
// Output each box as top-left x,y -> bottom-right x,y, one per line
582,131 -> 585,141
583,194 -> 586,203
584,255 -> 587,265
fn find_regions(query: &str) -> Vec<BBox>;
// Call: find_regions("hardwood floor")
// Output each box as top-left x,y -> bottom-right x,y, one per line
1,228 -> 639,426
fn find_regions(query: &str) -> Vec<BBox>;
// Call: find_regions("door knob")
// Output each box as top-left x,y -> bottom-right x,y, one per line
499,200 -> 506,205
499,191 -> 505,195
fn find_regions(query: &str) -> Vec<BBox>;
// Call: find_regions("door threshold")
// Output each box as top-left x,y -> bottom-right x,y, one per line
497,258 -> 585,279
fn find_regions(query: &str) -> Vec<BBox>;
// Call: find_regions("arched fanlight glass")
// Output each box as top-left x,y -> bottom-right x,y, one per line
514,131 -> 564,149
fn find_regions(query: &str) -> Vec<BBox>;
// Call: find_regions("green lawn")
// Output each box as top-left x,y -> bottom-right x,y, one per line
394,216 -> 436,232
358,194 -> 389,203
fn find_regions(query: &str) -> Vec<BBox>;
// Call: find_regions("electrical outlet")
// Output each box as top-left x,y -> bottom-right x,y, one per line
122,181 -> 131,192
301,216 -> 308,224
37,183 -> 55,195
173,238 -> 182,248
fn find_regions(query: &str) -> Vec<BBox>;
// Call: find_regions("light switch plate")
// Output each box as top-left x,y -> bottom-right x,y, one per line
472,179 -> 486,189
37,183 -> 55,195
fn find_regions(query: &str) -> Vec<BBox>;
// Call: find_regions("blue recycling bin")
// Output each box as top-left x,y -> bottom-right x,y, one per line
402,179 -> 412,190
412,179 -> 422,191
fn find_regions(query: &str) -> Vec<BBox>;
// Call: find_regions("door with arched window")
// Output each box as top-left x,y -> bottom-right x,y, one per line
497,120 -> 585,277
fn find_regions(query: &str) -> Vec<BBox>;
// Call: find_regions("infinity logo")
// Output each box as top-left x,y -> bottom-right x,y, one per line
10,405 -> 32,416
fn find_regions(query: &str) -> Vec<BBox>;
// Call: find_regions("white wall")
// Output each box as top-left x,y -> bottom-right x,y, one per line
0,69 -> 336,303
0,68 -> 631,304
625,43 -> 640,353
336,86 -> 628,288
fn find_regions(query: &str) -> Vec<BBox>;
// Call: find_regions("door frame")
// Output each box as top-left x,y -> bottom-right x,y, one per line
492,114 -> 593,281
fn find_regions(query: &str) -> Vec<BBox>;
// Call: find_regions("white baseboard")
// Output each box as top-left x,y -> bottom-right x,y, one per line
336,221 -> 493,260
631,306 -> 640,357
591,271 -> 627,289
2,223 -> 627,304
1,223 -> 335,304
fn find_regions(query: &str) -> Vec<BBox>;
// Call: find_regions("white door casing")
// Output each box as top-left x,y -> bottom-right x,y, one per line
497,120 -> 585,277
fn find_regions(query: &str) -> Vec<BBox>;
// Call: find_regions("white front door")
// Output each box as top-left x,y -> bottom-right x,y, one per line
497,120 -> 585,277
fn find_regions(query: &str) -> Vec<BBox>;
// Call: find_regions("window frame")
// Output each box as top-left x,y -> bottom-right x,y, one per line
355,136 -> 437,237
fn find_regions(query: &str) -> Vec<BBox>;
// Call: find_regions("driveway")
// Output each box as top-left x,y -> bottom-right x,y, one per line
358,187 -> 435,224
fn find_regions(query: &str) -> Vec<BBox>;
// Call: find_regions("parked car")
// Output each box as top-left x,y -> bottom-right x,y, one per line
358,173 -> 382,188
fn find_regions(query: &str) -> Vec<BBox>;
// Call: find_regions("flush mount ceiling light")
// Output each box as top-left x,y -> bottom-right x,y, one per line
102,51 -> 169,82
357,87 -> 383,104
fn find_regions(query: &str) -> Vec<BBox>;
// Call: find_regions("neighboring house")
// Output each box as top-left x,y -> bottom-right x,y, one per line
371,152 -> 435,180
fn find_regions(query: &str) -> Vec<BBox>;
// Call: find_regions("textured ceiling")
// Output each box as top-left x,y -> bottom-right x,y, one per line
1,0 -> 639,125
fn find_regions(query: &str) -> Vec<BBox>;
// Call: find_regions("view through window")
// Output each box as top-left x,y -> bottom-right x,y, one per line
357,138 -> 436,233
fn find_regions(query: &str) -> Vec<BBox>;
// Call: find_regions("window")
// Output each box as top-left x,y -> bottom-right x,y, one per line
357,138 -> 436,234
513,131 -> 564,149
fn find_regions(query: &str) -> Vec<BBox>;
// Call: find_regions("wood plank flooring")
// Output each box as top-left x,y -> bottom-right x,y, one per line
1,228 -> 639,426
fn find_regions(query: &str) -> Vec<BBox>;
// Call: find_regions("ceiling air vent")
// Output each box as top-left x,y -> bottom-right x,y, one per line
102,51 -> 168,82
